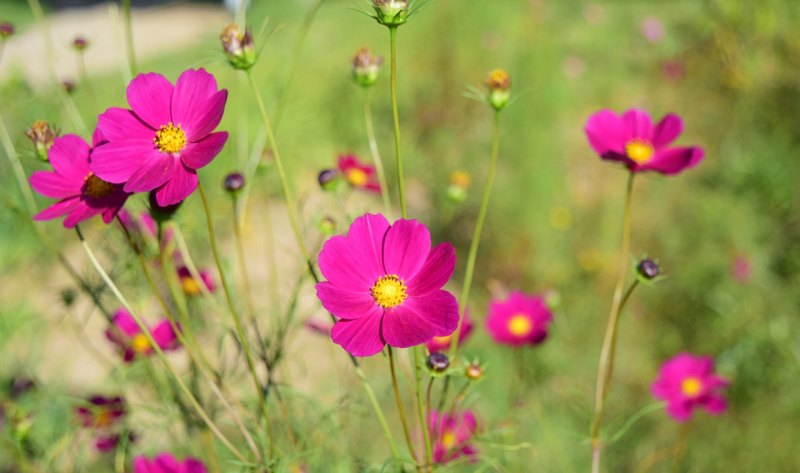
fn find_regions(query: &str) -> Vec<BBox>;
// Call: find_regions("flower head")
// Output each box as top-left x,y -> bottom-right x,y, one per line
75,395 -> 127,452
29,134 -> 129,228
26,120 -> 58,162
425,310 -> 473,353
428,410 -> 478,464
105,309 -> 179,363
220,23 -> 255,70
373,0 -> 410,27
91,69 -> 229,206
316,214 -> 459,356
72,36 -> 89,51
223,172 -> 245,194
352,47 -> 383,87
337,155 -> 381,193
0,22 -> 14,39
486,69 -> 511,111
585,109 -> 704,175
177,266 -> 215,296
651,353 -> 729,422
486,291 -> 553,347
133,453 -> 206,473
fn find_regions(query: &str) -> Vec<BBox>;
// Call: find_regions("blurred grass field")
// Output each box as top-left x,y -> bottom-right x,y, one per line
1,0 -> 799,471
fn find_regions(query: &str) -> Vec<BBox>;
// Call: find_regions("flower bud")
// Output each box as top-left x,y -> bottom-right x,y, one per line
60,287 -> 77,307
445,170 -> 470,204
25,120 -> 57,162
352,47 -> 383,87
0,22 -> 14,39
72,36 -> 89,51
486,69 -> 511,111
636,258 -> 660,280
62,79 -> 76,94
220,23 -> 256,70
465,362 -> 483,380
317,168 -> 340,191
426,352 -> 450,373
317,216 -> 337,236
373,0 -> 409,27
223,172 -> 245,194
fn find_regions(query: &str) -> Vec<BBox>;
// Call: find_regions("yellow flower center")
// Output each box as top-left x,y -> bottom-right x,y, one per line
371,274 -> 407,309
487,69 -> 511,91
154,123 -> 187,154
625,140 -> 654,164
130,333 -> 151,354
508,314 -> 533,337
442,430 -> 456,449
346,169 -> 369,187
94,410 -> 114,428
181,276 -> 202,296
681,376 -> 703,397
83,173 -> 115,198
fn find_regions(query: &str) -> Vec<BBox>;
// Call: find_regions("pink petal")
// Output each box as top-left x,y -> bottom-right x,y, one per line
126,73 -> 174,129
318,214 -> 390,291
585,109 -> 626,155
622,108 -> 654,141
33,197 -> 82,222
63,203 -> 103,228
171,68 -> 226,140
29,171 -> 82,198
131,457 -> 153,473
382,291 -> 459,348
651,113 -> 684,148
703,395 -> 727,415
123,153 -> 176,193
407,243 -> 455,297
96,107 -> 155,141
641,147 -> 704,175
153,163 -> 198,206
151,320 -> 177,350
183,90 -> 228,141
330,313 -> 385,357
154,453 -> 181,471
112,309 -> 140,337
91,140 -> 158,183
181,131 -> 228,170
666,400 -> 693,422
183,458 -> 208,473
316,281 -> 381,320
382,219 -> 431,280
49,135 -> 91,180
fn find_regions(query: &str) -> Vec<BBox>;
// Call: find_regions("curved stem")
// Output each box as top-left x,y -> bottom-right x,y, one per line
448,111 -> 501,360
590,172 -> 636,473
389,347 -> 420,470
354,365 -> 403,462
121,0 -> 136,75
389,26 -> 407,218
364,88 -> 392,217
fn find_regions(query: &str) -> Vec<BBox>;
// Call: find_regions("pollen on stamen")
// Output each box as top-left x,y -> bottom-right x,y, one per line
625,140 -> 654,164
154,123 -> 187,154
371,274 -> 408,309
83,173 -> 116,199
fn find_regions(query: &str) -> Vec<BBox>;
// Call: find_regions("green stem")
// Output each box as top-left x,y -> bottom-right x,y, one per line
122,0 -> 136,75
354,365 -> 403,462
414,347 -> 433,470
590,172 -> 636,473
232,196 -> 258,320
448,111 -> 502,360
389,347 -> 420,470
363,88 -> 392,216
76,52 -> 98,110
389,26 -> 407,218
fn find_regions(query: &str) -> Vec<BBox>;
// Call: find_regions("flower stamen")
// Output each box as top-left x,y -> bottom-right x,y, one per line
681,376 -> 703,397
508,314 -> 533,337
625,139 -> 654,164
371,274 -> 407,309
83,172 -> 116,198
154,123 -> 187,154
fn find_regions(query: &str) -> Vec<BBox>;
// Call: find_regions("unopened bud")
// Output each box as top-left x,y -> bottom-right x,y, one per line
637,258 -> 660,280
26,120 -> 57,162
72,36 -> 89,51
445,170 -> 470,204
62,79 -> 76,94
60,287 -> 77,307
465,362 -> 483,380
373,0 -> 410,27
318,216 -> 336,235
352,47 -> 383,87
486,69 -> 511,111
0,23 -> 14,39
426,352 -> 450,372
220,24 -> 256,70
223,172 -> 245,194
318,168 -> 339,191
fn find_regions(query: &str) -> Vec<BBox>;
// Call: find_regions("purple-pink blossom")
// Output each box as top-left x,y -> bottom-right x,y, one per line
486,291 -> 552,347
428,409 -> 479,464
29,133 -> 129,228
132,453 -> 206,473
337,154 -> 381,193
316,213 -> 459,357
426,310 -> 473,353
651,353 -> 729,422
584,108 -> 704,175
91,68 -> 228,206
105,309 -> 179,363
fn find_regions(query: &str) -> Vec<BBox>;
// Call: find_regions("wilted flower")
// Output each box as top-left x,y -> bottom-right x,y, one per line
486,291 -> 553,347
316,214 -> 459,356
584,108 -> 704,175
373,0 -> 410,27
352,47 -> 383,87
26,120 -> 57,162
0,22 -> 13,39
132,453 -> 207,473
486,69 -> 511,111
337,155 -> 380,193
91,69 -> 229,206
651,353 -> 729,422
220,23 -> 255,70
428,410 -> 479,464
105,309 -> 179,363
177,266 -> 215,296
425,310 -> 473,353
72,36 -> 89,51
29,133 -> 129,228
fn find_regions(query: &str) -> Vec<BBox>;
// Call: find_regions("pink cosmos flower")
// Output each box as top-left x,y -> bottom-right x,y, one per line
640,16 -> 665,43
428,409 -> 478,464
105,309 -> 179,363
426,310 -> 473,353
584,108 -> 704,175
29,133 -> 129,228
731,254 -> 752,284
486,291 -> 553,347
316,213 -> 459,357
651,353 -> 729,422
177,266 -> 215,296
132,453 -> 206,473
91,68 -> 229,206
75,395 -> 127,452
337,154 -> 381,193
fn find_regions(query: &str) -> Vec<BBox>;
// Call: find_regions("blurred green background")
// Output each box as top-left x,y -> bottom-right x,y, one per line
1,0 -> 799,471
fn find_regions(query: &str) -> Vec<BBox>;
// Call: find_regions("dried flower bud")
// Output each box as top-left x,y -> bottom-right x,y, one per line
465,362 -> 483,380
317,168 -> 339,191
72,36 -> 89,51
220,23 -> 256,70
352,47 -> 383,87
26,120 -> 57,162
373,0 -> 410,27
426,352 -> 450,372
62,79 -> 76,94
486,69 -> 511,111
223,172 -> 245,194
0,22 -> 14,39
637,258 -> 660,280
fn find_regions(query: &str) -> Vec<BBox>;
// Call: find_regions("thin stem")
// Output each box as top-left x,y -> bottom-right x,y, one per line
172,223 -> 217,304
363,88 -> 392,216
389,347 -> 420,469
74,227 -> 248,464
232,196 -> 258,320
389,26 -> 407,218
121,0 -> 136,75
75,52 -> 98,110
671,422 -> 692,473
353,365 -> 403,462
590,172 -> 636,473
448,111 -> 502,360
414,347 -> 433,470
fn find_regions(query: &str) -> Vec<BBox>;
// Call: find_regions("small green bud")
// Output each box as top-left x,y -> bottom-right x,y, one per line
486,69 -> 511,111
373,0 -> 409,27
220,24 -> 256,70
352,47 -> 383,87
318,216 -> 337,235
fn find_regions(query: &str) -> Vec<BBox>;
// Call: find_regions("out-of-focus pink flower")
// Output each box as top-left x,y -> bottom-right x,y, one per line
428,410 -> 479,464
132,453 -> 206,473
731,254 -> 752,284
486,291 -> 553,347
337,154 -> 381,193
585,108 -> 704,175
426,311 -> 473,353
305,318 -> 333,336
651,353 -> 729,422
177,266 -> 215,296
105,309 -> 179,363
661,59 -> 686,82
640,16 -> 665,43
75,395 -> 127,453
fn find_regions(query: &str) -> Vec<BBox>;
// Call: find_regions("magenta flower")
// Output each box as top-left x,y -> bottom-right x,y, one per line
428,409 -> 479,464
486,291 -> 553,347
426,310 -> 474,353
316,213 -> 459,357
651,353 -> 729,422
337,154 -> 381,193
177,266 -> 215,296
584,108 -> 704,175
75,395 -> 127,452
106,309 -> 179,363
91,68 -> 228,206
29,133 -> 129,228
132,453 -> 206,473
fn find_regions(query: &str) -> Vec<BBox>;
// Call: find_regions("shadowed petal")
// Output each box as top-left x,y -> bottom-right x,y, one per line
123,154 -> 176,193
585,110 -> 626,155
318,214 -> 390,291
703,395 -> 727,415
153,454 -> 182,471
153,163 -> 198,206
652,113 -> 684,148
330,313 -> 385,357
382,290 -> 459,348
49,135 -> 91,180
382,219 -> 431,279
97,107 -> 155,141
183,90 -> 228,141
641,147 -> 704,175
181,132 -> 228,170
63,203 -> 103,228
666,400 -> 692,422
33,197 -> 82,222
622,108 -> 654,141
407,243 -> 455,297
316,282 -> 380,320
126,73 -> 174,128
91,140 -> 157,183
112,309 -> 140,337
29,171 -> 81,198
